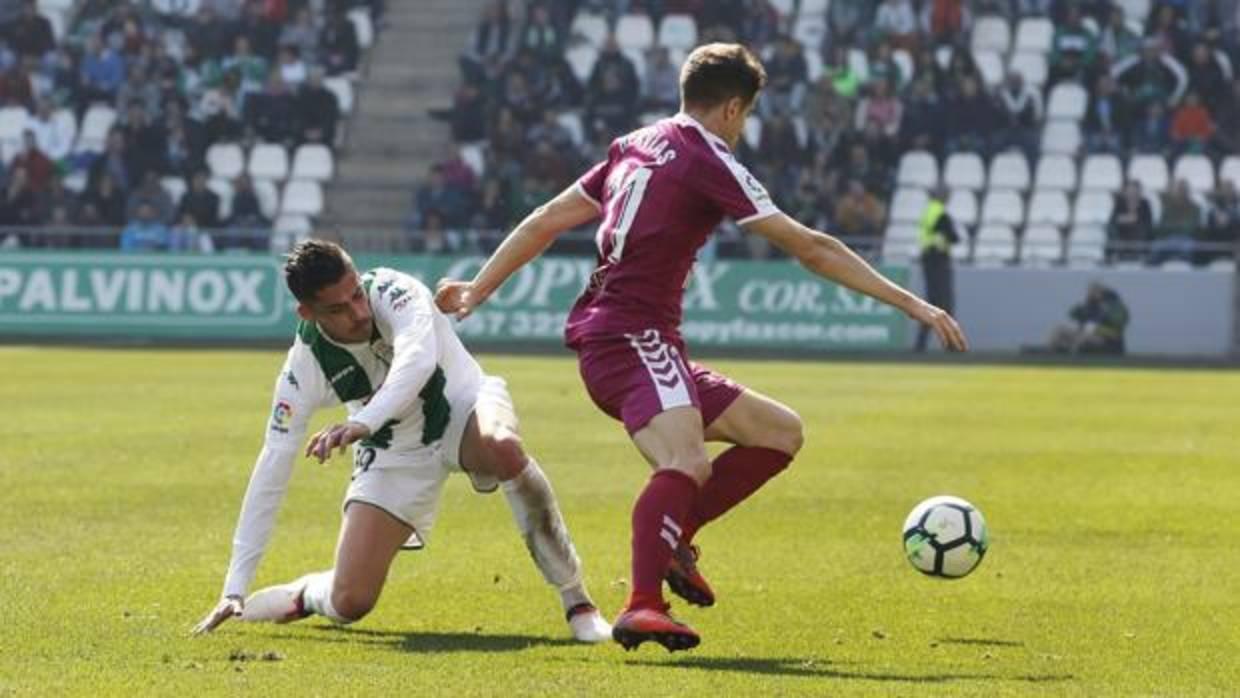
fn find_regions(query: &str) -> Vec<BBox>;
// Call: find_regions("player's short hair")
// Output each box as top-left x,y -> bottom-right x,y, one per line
679,43 -> 767,110
284,239 -> 355,303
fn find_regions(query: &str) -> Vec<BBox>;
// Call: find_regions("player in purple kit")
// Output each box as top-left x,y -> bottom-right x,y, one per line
436,43 -> 969,652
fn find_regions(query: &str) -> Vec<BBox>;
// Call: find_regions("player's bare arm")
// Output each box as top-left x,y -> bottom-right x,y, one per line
191,594 -> 244,636
436,186 -> 600,318
745,212 -> 969,352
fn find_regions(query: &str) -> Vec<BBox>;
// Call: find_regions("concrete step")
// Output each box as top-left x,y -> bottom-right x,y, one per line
338,158 -> 426,184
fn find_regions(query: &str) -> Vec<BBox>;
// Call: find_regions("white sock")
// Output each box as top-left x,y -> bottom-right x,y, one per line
502,459 -> 592,612
299,570 -> 353,624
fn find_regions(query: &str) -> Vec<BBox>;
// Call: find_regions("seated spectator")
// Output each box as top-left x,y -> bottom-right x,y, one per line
411,164 -> 470,231
245,71 -> 300,145
517,3 -> 563,62
1204,180 -> 1240,263
121,101 -> 168,183
1097,5 -> 1141,63
874,0 -> 919,52
223,36 -> 269,96
804,70 -> 855,142
34,177 -> 75,225
1048,5 -> 1098,87
126,172 -> 175,224
589,35 -> 640,107
994,71 -> 1041,161
1211,78 -> 1240,153
177,170 -> 222,229
828,0 -> 873,47
170,212 -> 216,253
81,172 -> 126,227
1151,179 -> 1201,265
1169,91 -> 1214,153
220,174 -> 270,251
281,8 -> 321,66
297,67 -> 341,146
10,1 -> 54,60
1185,42 -> 1228,110
737,0 -> 778,47
833,179 -> 886,254
868,41 -> 905,90
120,202 -> 172,252
762,35 -> 808,116
899,77 -> 945,154
1145,4 -> 1188,57
89,129 -> 133,193
945,75 -> 994,155
855,77 -> 902,137
459,0 -> 513,86
198,73 -> 246,144
1113,39 -> 1188,112
0,165 -> 38,229
115,61 -> 162,120
1129,102 -> 1169,155
1084,73 -> 1131,153
187,6 -> 235,60
278,45 -> 308,87
526,109 -> 575,152
49,48 -> 81,109
237,0 -> 280,60
0,56 -> 35,109
920,0 -> 972,47
320,9 -> 360,76
642,46 -> 680,113
470,175 -> 511,233
1041,282 -> 1129,355
11,130 -> 53,193
1107,181 -> 1152,261
585,64 -> 638,140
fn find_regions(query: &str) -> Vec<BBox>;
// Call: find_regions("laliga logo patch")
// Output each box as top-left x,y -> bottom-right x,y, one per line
270,400 -> 293,433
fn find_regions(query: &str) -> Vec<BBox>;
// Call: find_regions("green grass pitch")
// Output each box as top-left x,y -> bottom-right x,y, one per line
2,347 -> 1238,696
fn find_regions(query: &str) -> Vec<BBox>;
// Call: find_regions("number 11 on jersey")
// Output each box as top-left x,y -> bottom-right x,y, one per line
598,165 -> 652,264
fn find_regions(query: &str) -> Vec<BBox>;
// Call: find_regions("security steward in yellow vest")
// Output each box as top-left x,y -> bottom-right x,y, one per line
916,187 -> 961,352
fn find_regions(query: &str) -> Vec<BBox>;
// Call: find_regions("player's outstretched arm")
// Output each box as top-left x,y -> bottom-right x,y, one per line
191,595 -> 244,636
745,212 -> 969,352
436,186 -> 600,318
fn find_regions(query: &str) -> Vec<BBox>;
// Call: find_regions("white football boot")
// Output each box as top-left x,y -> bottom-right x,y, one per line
240,574 -> 315,624
566,603 -> 612,643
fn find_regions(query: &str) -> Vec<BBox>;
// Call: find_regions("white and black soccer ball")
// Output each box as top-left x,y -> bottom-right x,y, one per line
902,495 -> 989,579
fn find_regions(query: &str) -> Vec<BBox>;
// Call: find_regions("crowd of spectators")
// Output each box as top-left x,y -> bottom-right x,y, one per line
421,0 -> 1240,265
0,0 -> 372,252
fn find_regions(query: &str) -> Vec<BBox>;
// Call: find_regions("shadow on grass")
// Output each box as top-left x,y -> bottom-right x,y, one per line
937,637 -> 1026,647
261,625 -> 580,653
624,656 -> 1073,684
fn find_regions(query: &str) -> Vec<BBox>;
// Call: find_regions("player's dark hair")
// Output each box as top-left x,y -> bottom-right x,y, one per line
679,43 -> 767,110
284,239 -> 354,303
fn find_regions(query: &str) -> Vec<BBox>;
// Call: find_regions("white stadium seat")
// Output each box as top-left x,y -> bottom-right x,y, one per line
891,188 -> 929,224
847,48 -> 870,82
566,45 -> 599,84
896,150 -> 938,189
947,189 -> 979,227
206,143 -> 245,180
253,178 -> 280,219
570,13 -> 609,48
1220,156 -> 1240,189
247,143 -> 289,181
769,0 -> 796,17
1172,154 -> 1215,192
743,115 -> 762,149
151,0 -> 201,14
1081,154 -> 1123,192
459,143 -> 485,178
291,144 -> 335,181
1047,83 -> 1088,121
944,153 -> 986,191
1022,224 -> 1063,265
347,8 -> 374,49
207,178 -> 234,219
1073,191 -> 1115,226
323,76 -> 354,113
658,14 -> 697,50
161,176 -> 187,206
50,108 -> 78,149
555,111 -> 585,146
972,15 -> 1011,54
1208,258 -> 1237,272
1068,225 -> 1107,266
1116,0 -> 1151,23
1026,190 -> 1071,227
973,49 -> 1004,87
893,49 -> 914,84
981,189 -> 1025,227
0,107 -> 29,146
800,0 -> 830,14
988,152 -> 1031,191
882,225 -> 920,262
1008,51 -> 1047,87
615,14 -> 655,50
794,15 -> 828,49
804,48 -> 824,81
1128,154 -> 1170,192
281,179 -> 324,216
1034,154 -> 1078,191
76,105 -> 116,153
1041,120 -> 1081,155
1014,17 -> 1054,54
974,224 -> 1017,264
275,214 -> 313,237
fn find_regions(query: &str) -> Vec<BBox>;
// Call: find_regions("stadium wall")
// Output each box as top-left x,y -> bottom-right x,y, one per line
908,267 -> 1237,357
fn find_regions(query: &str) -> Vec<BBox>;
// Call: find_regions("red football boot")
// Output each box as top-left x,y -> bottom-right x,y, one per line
665,543 -> 715,607
611,602 -> 701,652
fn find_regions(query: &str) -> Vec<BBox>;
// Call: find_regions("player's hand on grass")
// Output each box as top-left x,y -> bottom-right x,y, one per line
305,421 -> 371,463
908,301 -> 969,352
191,595 -> 243,636
434,279 -> 482,320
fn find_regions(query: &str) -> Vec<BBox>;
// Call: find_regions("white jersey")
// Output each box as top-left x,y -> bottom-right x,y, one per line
222,268 -> 482,598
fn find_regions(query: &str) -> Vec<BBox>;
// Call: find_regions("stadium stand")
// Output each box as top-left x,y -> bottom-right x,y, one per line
418,0 -> 1239,268
0,0 -> 375,252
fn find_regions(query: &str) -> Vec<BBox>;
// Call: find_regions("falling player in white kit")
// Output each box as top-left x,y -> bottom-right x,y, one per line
191,240 -> 610,642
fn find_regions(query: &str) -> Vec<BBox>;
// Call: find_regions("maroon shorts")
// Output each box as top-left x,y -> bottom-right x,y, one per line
574,329 -> 744,435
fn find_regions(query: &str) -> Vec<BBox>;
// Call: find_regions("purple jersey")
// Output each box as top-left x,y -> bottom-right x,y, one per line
565,113 -> 779,347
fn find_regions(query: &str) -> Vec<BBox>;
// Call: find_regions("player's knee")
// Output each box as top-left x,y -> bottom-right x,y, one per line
777,410 -> 805,457
481,428 -> 527,480
330,586 -> 378,622
668,449 -> 712,485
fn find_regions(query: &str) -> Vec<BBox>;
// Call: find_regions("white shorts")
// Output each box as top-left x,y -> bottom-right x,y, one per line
342,375 -> 514,549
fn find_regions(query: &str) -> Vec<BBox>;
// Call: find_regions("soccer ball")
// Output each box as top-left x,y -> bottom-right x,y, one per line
902,496 -> 989,578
